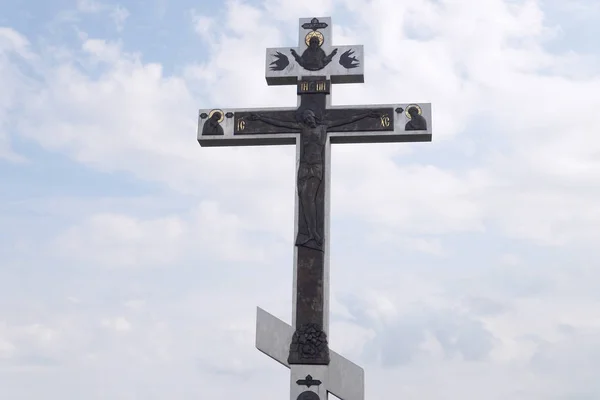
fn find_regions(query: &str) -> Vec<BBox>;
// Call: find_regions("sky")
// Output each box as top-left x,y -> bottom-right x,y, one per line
1,0 -> 600,399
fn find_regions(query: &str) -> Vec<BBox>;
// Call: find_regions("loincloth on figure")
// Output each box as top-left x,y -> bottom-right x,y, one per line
297,162 -> 323,183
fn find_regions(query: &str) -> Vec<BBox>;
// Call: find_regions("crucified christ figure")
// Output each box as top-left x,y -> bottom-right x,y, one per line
249,109 -> 380,250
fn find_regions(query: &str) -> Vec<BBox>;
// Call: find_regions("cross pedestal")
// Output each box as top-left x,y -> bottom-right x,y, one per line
197,17 -> 432,400
256,307 -> 365,400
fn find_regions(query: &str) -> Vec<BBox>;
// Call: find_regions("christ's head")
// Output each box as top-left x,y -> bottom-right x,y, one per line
309,36 -> 320,49
302,110 -> 318,128
407,107 -> 419,118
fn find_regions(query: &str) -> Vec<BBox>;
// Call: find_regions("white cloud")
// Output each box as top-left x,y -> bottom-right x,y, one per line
124,299 -> 145,310
76,0 -> 130,31
0,337 -> 16,358
0,28 -> 33,162
76,0 -> 104,13
110,5 -> 129,31
191,12 -> 215,42
51,200 -> 271,268
101,317 -> 132,333
53,212 -> 186,268
0,28 -> 34,57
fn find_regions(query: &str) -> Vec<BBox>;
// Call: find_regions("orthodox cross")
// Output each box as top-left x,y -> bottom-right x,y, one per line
297,374 -> 322,388
197,17 -> 432,400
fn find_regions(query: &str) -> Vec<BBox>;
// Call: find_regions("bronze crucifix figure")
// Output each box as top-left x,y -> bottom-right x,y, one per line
249,108 -> 380,250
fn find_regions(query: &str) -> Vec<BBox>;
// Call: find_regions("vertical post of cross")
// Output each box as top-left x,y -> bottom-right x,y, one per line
267,17 -> 366,369
288,75 -> 331,366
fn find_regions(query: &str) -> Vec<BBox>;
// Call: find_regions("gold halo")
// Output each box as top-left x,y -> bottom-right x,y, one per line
305,31 -> 324,47
405,104 -> 422,119
208,109 -> 225,123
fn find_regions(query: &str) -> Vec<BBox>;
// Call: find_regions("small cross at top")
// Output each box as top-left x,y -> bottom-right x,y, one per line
296,374 -> 322,388
302,18 -> 328,31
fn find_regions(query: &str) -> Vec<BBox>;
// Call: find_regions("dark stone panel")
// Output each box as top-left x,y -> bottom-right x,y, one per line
325,107 -> 395,132
234,110 -> 298,135
295,246 -> 325,326
288,246 -> 329,365
198,136 -> 297,147
198,132 -> 432,147
330,74 -> 364,84
300,76 -> 327,81
329,133 -> 432,144
265,75 -> 298,86
297,92 -> 327,123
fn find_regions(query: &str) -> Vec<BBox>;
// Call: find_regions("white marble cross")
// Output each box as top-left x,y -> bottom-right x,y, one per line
197,16 -> 433,400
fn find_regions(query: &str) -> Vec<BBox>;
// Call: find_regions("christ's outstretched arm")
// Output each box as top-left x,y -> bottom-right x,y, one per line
326,110 -> 380,129
289,49 -> 304,68
249,113 -> 302,130
322,48 -> 338,66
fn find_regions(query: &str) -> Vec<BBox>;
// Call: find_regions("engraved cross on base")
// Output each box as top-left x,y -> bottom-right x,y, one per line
197,16 -> 432,400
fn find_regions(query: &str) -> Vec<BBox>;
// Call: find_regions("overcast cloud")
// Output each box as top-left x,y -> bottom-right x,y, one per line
1,0 -> 600,399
